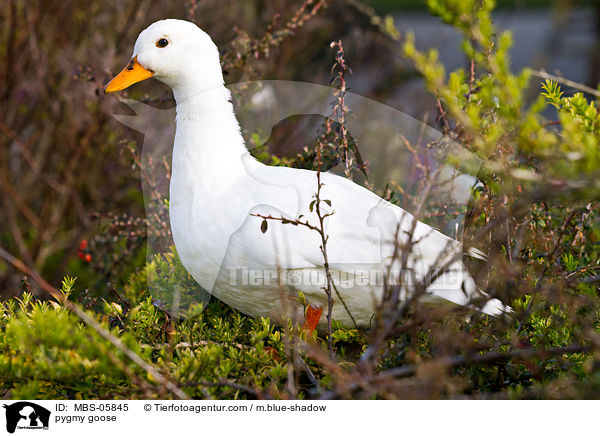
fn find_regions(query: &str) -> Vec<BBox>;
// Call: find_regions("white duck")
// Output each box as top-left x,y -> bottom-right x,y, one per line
105,19 -> 505,330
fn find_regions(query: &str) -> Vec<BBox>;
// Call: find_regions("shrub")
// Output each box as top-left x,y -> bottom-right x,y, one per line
1,0 -> 600,399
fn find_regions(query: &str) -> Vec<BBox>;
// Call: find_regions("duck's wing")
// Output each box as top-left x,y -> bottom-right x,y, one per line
244,162 -> 456,264
235,159 -> 505,314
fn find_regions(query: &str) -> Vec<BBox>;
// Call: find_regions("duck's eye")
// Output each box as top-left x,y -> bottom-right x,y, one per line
156,38 -> 169,48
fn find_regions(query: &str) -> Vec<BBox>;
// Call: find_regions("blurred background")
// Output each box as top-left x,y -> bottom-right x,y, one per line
0,0 -> 598,298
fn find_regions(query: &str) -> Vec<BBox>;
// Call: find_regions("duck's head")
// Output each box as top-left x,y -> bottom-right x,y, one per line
105,19 -> 223,98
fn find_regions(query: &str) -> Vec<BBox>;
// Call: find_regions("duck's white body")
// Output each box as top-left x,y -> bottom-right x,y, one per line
107,19 -> 505,327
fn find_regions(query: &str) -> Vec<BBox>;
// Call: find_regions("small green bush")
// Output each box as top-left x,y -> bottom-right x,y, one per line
1,0 -> 600,399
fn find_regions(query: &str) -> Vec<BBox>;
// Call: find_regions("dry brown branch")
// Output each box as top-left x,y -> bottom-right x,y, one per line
319,343 -> 592,399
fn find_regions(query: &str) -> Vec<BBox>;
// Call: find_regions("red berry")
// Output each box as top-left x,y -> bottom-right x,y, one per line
78,252 -> 85,259
79,239 -> 88,250
84,253 -> 92,263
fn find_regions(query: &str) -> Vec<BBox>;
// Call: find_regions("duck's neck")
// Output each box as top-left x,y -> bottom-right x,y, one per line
171,84 -> 250,192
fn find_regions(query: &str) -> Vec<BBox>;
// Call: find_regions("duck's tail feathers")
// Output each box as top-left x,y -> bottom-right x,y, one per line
480,297 -> 513,316
467,246 -> 488,261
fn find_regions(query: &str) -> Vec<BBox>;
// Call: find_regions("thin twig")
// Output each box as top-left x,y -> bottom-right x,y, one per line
531,70 -> 600,98
0,244 -> 189,399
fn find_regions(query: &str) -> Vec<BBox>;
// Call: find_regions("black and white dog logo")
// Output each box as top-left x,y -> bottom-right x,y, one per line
3,402 -> 50,433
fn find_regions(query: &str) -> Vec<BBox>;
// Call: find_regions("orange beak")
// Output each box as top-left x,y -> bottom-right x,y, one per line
104,56 -> 154,93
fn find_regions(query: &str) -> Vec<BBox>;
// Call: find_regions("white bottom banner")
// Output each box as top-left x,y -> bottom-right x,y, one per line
0,400 -> 595,435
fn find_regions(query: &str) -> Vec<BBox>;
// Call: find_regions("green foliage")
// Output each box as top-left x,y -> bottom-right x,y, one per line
1,248 -> 597,399
0,263 -> 291,399
140,247 -> 210,318
396,0 -> 600,398
1,0 -> 600,400
403,0 -> 600,190
0,294 -> 150,399
542,80 -> 600,135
